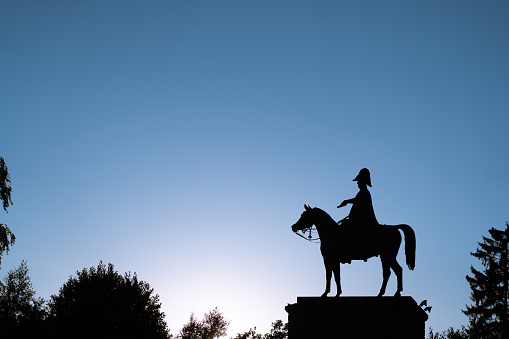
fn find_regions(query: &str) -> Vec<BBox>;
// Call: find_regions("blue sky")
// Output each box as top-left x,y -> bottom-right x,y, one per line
1,0 -> 508,335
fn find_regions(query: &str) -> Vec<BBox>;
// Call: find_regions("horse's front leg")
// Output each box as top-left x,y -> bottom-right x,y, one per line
321,261 -> 331,297
332,262 -> 341,297
378,257 -> 390,297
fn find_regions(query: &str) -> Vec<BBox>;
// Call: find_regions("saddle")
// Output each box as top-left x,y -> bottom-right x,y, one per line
337,220 -> 380,264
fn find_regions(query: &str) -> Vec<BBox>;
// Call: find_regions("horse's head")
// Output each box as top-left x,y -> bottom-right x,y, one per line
291,204 -> 316,233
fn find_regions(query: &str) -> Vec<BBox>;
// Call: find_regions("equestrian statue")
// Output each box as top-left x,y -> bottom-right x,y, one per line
291,168 -> 416,297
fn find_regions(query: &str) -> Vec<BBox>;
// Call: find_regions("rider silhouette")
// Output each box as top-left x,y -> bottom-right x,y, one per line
337,168 -> 379,261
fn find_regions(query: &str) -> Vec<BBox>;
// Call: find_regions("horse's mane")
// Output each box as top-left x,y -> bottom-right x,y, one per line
312,207 -> 339,227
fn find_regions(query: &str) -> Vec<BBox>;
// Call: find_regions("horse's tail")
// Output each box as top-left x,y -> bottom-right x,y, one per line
396,224 -> 416,271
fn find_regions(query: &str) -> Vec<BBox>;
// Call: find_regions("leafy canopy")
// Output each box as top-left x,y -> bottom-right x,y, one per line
179,307 -> 229,339
233,320 -> 288,339
49,261 -> 169,338
0,156 -> 15,265
0,260 -> 46,336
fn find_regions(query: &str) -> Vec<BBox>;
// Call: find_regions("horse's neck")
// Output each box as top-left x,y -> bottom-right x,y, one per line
313,209 -> 337,237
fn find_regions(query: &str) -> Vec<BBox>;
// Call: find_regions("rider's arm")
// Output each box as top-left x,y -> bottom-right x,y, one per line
337,198 -> 355,208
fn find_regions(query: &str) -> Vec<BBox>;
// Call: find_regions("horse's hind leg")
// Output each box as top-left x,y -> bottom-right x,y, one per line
390,259 -> 403,297
378,256 -> 391,297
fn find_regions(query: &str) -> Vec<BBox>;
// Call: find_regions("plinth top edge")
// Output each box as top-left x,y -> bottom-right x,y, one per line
296,296 -> 417,302
294,296 -> 419,306
286,296 -> 428,321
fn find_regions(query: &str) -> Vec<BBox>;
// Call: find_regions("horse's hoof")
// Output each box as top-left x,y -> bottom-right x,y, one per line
394,291 -> 401,297
377,293 -> 384,297
321,293 -> 328,298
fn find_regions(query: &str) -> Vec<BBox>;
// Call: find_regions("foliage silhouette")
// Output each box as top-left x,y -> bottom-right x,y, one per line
233,320 -> 288,339
0,260 -> 47,338
0,157 -> 13,212
463,222 -> 509,339
49,261 -> 169,339
263,320 -> 288,339
292,205 -> 415,297
178,307 -> 229,339
427,326 -> 468,339
0,156 -> 15,266
233,327 -> 263,339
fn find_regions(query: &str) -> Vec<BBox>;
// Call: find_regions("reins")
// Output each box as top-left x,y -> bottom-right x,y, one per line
294,227 -> 320,243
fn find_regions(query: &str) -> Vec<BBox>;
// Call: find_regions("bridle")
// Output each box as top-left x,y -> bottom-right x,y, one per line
293,226 -> 320,243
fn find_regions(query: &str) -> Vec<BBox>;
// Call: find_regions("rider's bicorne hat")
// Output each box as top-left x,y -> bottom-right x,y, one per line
353,168 -> 371,187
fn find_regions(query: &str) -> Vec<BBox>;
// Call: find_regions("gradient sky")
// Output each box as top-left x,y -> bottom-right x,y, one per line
1,1 -> 508,336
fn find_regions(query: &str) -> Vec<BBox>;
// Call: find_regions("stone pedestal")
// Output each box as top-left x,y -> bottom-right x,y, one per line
285,297 -> 428,339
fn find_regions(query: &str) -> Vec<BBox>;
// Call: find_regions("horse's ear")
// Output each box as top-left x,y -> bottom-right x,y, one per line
304,204 -> 310,210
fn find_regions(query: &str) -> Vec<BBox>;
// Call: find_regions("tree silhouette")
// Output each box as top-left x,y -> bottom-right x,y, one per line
233,320 -> 288,339
178,307 -> 229,339
463,222 -> 509,339
233,328 -> 263,339
0,156 -> 15,266
264,320 -> 288,339
49,261 -> 169,339
0,260 -> 46,338
427,326 -> 468,339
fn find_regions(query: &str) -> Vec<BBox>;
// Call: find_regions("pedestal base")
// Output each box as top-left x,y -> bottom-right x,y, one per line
285,296 -> 428,339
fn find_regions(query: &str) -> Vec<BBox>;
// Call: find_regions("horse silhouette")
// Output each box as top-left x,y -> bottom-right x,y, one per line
291,204 -> 415,297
